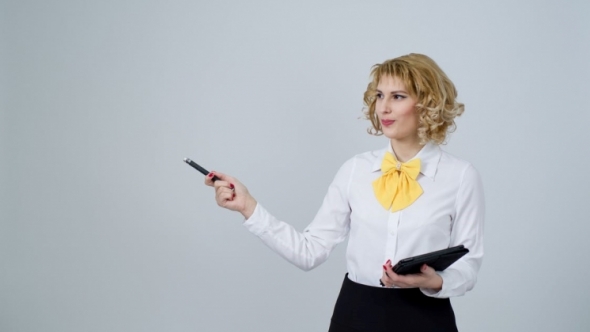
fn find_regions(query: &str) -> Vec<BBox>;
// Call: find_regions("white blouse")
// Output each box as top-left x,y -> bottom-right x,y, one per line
242,141 -> 485,298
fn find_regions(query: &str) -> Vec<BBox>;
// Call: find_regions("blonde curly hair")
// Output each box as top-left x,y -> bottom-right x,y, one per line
362,53 -> 465,145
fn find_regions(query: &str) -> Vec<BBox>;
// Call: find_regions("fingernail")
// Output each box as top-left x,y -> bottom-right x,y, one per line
208,173 -> 214,178
233,193 -> 236,198
230,183 -> 235,189
383,265 -> 386,270
386,259 -> 391,264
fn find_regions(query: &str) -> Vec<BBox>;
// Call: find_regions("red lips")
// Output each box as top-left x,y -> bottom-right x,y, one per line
381,119 -> 395,126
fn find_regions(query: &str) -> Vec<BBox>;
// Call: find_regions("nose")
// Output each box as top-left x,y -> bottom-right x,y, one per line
377,98 -> 391,116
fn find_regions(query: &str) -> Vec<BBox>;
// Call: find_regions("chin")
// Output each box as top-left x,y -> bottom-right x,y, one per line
381,130 -> 398,140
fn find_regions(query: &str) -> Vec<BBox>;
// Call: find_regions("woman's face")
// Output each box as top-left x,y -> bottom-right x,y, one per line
375,75 -> 420,143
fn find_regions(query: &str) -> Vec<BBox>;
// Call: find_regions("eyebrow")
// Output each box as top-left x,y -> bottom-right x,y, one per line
376,89 -> 408,94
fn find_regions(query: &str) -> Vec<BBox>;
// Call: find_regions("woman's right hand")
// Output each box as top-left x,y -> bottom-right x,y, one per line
204,171 -> 258,219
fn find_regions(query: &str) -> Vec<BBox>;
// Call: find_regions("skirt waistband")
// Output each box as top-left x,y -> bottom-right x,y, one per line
341,273 -> 447,306
329,273 -> 458,332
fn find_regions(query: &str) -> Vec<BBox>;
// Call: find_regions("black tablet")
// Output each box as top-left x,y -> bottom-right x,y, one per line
392,245 -> 469,275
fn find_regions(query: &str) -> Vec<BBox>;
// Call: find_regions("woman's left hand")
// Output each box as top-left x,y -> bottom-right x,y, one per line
380,260 -> 443,291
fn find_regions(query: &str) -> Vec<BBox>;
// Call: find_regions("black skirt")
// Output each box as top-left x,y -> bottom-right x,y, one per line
329,273 -> 458,332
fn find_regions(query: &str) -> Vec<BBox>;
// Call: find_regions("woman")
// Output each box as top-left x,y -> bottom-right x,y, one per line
204,53 -> 485,332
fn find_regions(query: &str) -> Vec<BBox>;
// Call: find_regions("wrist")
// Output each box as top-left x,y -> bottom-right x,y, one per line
240,196 -> 257,219
428,274 -> 443,291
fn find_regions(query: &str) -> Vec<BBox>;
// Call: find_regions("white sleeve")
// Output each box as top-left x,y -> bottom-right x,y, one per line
421,163 -> 485,298
242,157 -> 355,271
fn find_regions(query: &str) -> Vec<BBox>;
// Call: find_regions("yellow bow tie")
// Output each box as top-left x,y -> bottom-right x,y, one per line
372,152 -> 423,212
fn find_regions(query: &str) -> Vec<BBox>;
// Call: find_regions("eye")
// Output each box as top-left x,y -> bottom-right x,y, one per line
376,92 -> 383,99
393,94 -> 406,100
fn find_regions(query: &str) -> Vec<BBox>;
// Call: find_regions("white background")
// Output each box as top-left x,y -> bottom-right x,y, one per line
1,1 -> 589,331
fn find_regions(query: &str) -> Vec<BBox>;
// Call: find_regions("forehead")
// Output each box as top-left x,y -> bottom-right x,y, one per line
376,75 -> 407,91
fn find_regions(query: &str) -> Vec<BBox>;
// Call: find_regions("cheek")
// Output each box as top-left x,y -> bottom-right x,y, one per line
399,103 -> 416,117
395,108 -> 419,132
408,112 -> 420,127
397,107 -> 417,123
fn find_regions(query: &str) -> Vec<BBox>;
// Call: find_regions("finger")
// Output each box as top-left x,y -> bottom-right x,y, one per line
211,174 -> 236,191
421,264 -> 436,277
381,265 -> 395,287
215,187 -> 233,200
384,263 -> 396,280
385,264 -> 410,288
209,171 -> 232,183
216,189 -> 235,206
213,179 -> 232,190
399,268 -> 433,288
383,259 -> 391,277
381,260 -> 396,286
204,172 -> 217,186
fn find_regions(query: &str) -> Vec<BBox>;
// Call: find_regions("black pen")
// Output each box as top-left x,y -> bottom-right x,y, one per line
184,158 -> 220,182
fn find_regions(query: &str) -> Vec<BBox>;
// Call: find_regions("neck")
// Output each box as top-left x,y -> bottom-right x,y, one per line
390,137 -> 423,162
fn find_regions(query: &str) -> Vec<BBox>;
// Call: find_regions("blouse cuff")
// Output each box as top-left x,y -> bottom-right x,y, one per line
242,202 -> 268,236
